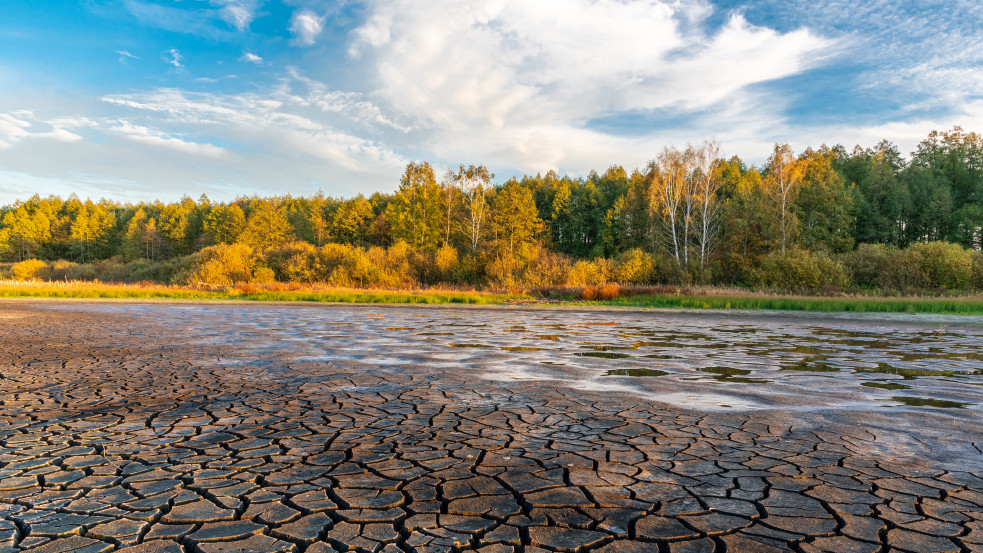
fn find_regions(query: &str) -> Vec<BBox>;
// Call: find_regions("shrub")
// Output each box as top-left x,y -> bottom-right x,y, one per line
973,251 -> 983,290
614,249 -> 653,284
484,256 -> 517,287
753,248 -> 849,292
454,252 -> 487,286
434,243 -> 459,282
11,259 -> 50,281
880,248 -> 930,292
66,263 -> 97,281
49,260 -> 75,280
651,254 -> 690,285
524,247 -> 571,287
187,243 -> 258,285
383,241 -> 415,287
906,241 -> 974,290
265,242 -> 316,282
567,259 -> 611,286
251,266 -> 276,284
843,243 -> 893,289
598,283 -> 621,300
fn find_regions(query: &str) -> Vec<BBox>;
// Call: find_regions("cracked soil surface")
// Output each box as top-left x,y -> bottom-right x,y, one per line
0,301 -> 982,553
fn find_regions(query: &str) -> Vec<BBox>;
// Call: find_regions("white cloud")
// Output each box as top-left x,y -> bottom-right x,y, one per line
162,48 -> 183,68
212,0 -> 260,31
0,81 -> 410,203
240,52 -> 263,64
99,85 -> 406,176
123,0 -> 260,37
0,111 -> 86,149
288,70 -> 411,132
289,9 -> 325,46
110,121 -> 226,157
116,50 -> 138,65
347,0 -> 833,172
0,113 -> 31,148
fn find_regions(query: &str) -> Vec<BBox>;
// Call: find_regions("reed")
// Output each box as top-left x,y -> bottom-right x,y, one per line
0,280 -> 521,305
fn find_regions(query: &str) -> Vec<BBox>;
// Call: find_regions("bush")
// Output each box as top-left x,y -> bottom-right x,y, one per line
907,241 -> 974,290
598,283 -> 620,300
973,251 -> 983,290
614,249 -> 653,284
383,241 -> 415,286
251,266 -> 276,284
879,248 -> 930,292
753,249 -> 849,292
524,247 -> 571,287
434,243 -> 459,282
11,259 -> 50,281
66,263 -> 97,281
567,259 -> 611,286
484,256 -> 517,287
843,243 -> 893,289
651,254 -> 690,285
50,260 -> 75,280
187,243 -> 258,285
265,242 -> 316,282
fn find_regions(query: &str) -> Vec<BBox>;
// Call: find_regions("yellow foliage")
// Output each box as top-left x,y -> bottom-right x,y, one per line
11,259 -> 50,281
435,244 -> 459,279
188,243 -> 257,285
614,249 -> 654,284
251,267 -> 276,284
567,259 -> 611,286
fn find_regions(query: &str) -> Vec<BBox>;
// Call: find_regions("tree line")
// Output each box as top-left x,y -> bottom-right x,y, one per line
2,127 -> 982,292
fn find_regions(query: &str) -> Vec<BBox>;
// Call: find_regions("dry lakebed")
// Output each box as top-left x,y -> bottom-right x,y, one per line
0,300 -> 982,552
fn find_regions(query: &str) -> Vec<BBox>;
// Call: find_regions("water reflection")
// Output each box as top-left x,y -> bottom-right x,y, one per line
66,303 -> 983,413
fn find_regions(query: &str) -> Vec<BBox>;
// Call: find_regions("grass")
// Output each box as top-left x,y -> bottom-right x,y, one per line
0,280 -> 520,305
593,292 -> 983,315
3,279 -> 983,314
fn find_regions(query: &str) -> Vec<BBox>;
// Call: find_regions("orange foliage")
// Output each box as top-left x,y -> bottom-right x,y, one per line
598,283 -> 621,300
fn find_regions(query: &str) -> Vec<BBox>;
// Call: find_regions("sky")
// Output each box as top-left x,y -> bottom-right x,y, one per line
1,0 -> 982,204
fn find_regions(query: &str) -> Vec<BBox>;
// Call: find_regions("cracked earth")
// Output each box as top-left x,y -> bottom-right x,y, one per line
1,301 -> 982,553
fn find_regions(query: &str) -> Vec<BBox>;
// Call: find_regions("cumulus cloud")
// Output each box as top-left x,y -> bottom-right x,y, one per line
347,0 -> 833,171
290,9 -> 325,46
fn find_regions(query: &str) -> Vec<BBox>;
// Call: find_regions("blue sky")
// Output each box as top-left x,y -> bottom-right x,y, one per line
1,0 -> 982,204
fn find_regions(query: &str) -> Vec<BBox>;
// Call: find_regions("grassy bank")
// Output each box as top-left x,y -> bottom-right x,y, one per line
0,281 -> 518,305
3,280 -> 983,314
592,292 -> 983,314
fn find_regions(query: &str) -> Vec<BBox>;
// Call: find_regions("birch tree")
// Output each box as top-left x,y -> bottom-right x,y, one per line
765,143 -> 803,254
681,145 -> 697,266
457,164 -> 493,252
693,140 -> 722,271
440,169 -> 458,246
650,147 -> 689,268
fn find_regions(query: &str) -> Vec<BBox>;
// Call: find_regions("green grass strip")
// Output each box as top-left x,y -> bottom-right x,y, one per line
597,294 -> 983,314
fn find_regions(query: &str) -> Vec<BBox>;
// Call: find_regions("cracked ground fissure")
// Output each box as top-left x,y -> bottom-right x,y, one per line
0,302 -> 981,553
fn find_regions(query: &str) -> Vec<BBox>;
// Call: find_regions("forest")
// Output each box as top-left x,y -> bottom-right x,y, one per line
2,127 -> 982,295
